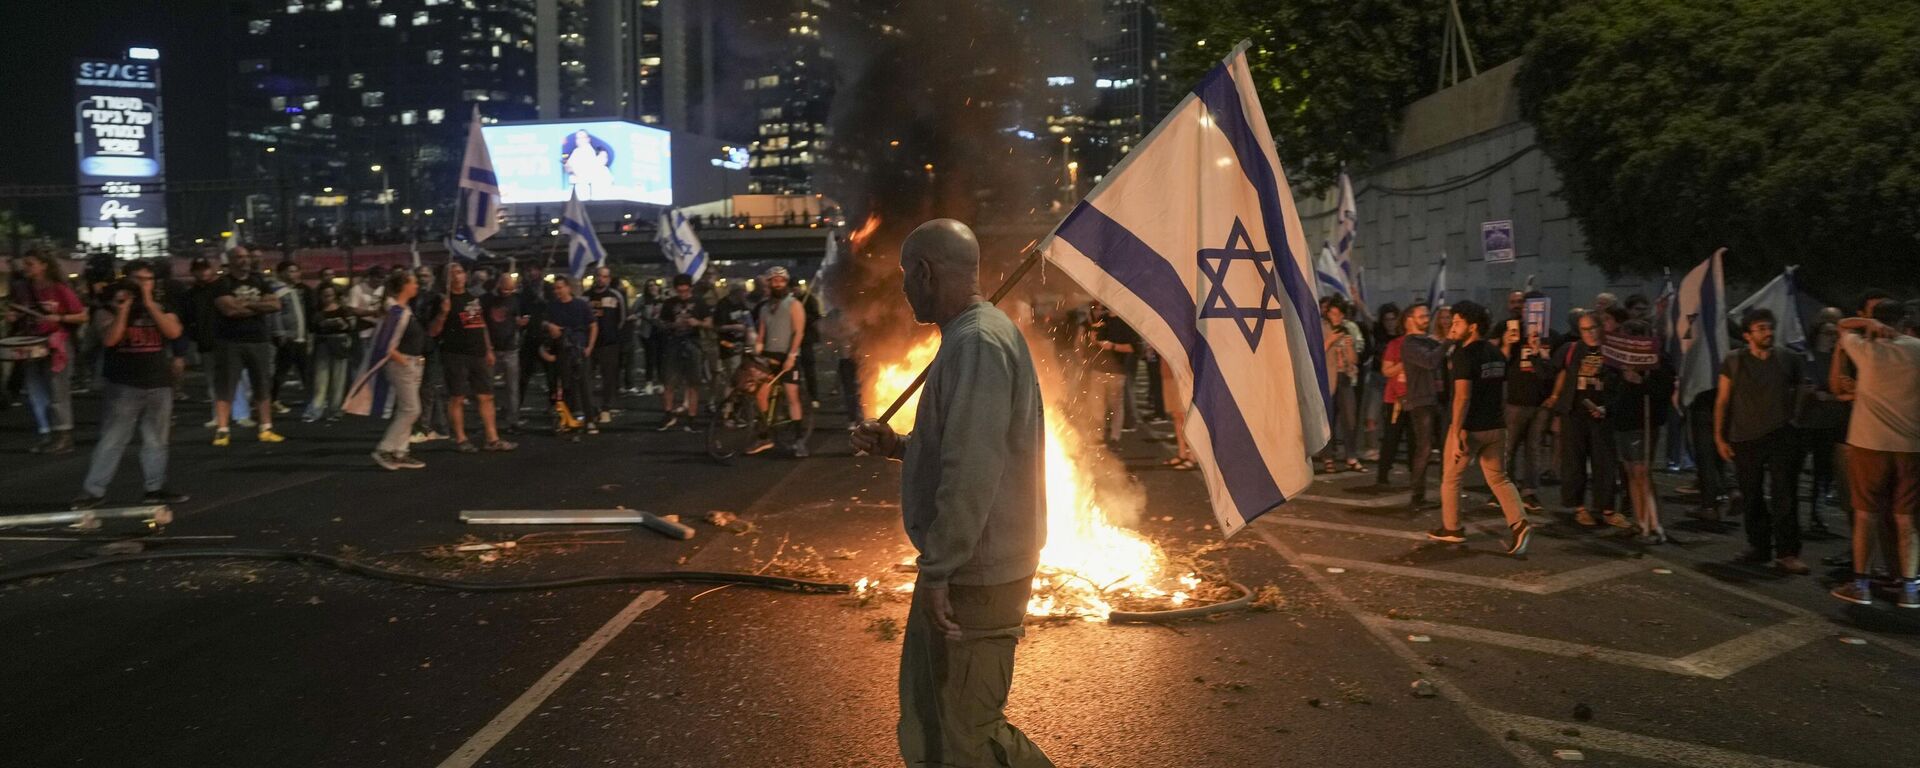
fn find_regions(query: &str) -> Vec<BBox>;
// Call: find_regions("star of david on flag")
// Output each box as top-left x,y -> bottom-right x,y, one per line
1039,42 -> 1331,536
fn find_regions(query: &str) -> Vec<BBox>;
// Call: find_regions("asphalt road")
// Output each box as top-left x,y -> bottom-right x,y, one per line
2,379 -> 1917,768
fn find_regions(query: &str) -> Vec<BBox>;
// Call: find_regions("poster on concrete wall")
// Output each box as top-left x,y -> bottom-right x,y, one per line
1481,219 -> 1514,264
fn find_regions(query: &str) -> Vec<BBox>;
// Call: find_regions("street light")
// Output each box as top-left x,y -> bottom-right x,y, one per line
371,164 -> 392,229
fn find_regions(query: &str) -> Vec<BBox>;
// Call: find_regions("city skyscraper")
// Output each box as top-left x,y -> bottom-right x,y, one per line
228,0 -> 539,239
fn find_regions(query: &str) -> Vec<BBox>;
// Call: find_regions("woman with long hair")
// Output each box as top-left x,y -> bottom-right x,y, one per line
303,282 -> 356,422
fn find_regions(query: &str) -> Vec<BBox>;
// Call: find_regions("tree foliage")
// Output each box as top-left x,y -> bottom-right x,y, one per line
1518,0 -> 1920,288
1159,0 -> 1555,191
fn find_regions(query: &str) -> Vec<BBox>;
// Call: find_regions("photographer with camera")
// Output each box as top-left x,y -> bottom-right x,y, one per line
71,261 -> 189,510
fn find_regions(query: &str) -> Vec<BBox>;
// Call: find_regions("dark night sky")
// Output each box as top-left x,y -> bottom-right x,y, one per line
0,0 -> 231,234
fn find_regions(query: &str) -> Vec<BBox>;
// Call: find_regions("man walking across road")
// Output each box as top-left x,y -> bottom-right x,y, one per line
851,219 -> 1052,768
655,274 -> 710,432
1427,301 -> 1533,554
71,261 -> 191,509
1715,308 -> 1811,574
1829,302 -> 1920,607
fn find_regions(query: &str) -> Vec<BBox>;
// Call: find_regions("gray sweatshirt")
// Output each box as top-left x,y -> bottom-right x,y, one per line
900,302 -> 1047,588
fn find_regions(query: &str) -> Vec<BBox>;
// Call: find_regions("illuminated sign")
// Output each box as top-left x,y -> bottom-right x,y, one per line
75,55 -> 167,252
481,120 -> 672,205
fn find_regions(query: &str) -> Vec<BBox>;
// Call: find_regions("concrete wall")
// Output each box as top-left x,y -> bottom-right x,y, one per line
1304,59 -> 1666,324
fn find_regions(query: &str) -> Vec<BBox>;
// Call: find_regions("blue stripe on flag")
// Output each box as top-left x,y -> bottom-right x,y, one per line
466,167 -> 498,187
684,250 -> 707,278
1193,65 -> 1331,413
470,192 -> 492,229
1703,256 -> 1720,365
1057,202 -> 1287,524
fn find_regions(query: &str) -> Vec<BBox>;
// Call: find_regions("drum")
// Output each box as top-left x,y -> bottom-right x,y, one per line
0,336 -> 50,362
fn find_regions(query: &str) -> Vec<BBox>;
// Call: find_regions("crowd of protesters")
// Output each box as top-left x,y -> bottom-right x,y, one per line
3,246 -> 836,503
1061,281 -> 1920,605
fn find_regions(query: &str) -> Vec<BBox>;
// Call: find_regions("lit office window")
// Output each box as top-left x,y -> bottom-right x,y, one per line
362,91 -> 385,107
427,108 -> 445,124
426,50 -> 444,65
249,19 -> 271,34
413,11 -> 430,26
378,14 -> 396,27
400,111 -> 417,125
348,73 -> 365,88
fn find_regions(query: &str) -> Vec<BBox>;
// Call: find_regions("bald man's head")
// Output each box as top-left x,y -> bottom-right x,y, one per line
900,218 -> 982,324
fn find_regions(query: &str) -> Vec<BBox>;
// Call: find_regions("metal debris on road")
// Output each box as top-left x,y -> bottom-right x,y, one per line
1652,567 -> 1673,574
1325,567 -> 1346,574
1552,749 -> 1586,761
1838,636 -> 1868,645
0,505 -> 174,531
459,509 -> 696,540
1407,634 -> 1431,643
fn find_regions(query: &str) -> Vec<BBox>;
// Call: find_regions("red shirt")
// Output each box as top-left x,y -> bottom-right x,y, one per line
1382,336 -> 1408,404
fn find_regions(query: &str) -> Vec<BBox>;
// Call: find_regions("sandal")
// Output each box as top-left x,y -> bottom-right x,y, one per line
1321,460 -> 1337,473
1345,459 -> 1365,472
1174,458 -> 1198,471
1162,457 -> 1186,467
484,440 -> 518,452
454,441 -> 479,454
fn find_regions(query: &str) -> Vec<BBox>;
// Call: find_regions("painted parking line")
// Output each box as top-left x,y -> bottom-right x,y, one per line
436,590 -> 667,768
1487,711 -> 1837,768
1294,553 -> 1646,595
1368,615 -> 1830,680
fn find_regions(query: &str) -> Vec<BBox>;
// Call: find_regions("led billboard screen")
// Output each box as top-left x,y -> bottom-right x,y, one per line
75,56 -> 167,251
481,120 -> 672,205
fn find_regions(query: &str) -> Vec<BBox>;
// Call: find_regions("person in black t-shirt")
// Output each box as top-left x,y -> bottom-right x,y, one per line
1429,301 -> 1532,554
1502,317 -> 1554,506
542,276 -> 599,433
1606,320 -> 1676,544
1548,313 -> 1623,527
433,262 -> 515,453
655,274 -> 712,431
585,266 -> 629,426
711,284 -> 755,403
210,248 -> 285,445
73,261 -> 190,509
482,273 -> 530,431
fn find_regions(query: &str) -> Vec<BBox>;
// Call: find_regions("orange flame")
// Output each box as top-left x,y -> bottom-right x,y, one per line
871,333 -> 1178,620
849,213 -> 883,254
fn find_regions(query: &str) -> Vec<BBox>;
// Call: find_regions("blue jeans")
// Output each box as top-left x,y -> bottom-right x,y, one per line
82,384 -> 173,497
23,357 -> 74,434
304,337 -> 352,419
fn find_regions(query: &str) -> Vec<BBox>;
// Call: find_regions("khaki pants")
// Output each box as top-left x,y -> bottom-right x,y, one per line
899,578 -> 1053,768
1441,428 -> 1527,530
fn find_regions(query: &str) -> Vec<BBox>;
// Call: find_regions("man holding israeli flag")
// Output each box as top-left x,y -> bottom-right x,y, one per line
1729,265 -> 1807,354
562,190 -> 604,280
1039,42 -> 1330,536
1427,251 -> 1450,307
1678,248 -> 1730,518
656,208 -> 708,282
457,105 -> 500,243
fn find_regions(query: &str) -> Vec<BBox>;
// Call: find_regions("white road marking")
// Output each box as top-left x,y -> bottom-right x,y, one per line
1294,492 -> 1411,508
1250,527 -> 1556,768
1256,527 -> 1853,768
436,591 -> 667,768
1294,553 -> 1645,595
1367,616 -> 1682,675
1670,616 -> 1830,678
1262,514 -> 1542,541
1487,712 -> 1838,768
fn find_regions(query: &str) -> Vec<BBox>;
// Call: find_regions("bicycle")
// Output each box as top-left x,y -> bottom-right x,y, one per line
705,355 -> 814,462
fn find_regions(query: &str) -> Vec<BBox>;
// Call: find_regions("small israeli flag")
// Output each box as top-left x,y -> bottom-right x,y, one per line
457,105 -> 501,243
562,191 -> 604,280
1729,265 -> 1806,353
1426,252 -> 1450,307
1038,42 -> 1330,536
655,208 -> 708,281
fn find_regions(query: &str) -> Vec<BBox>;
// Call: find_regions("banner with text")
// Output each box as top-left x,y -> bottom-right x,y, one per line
75,57 -> 167,254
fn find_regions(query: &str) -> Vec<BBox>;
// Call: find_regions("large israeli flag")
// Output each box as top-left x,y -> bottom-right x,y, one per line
1038,43 -> 1330,536
1332,172 -> 1362,306
562,191 -> 604,280
457,105 -> 502,242
655,208 -> 708,281
1677,248 -> 1728,406
1728,266 -> 1806,353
